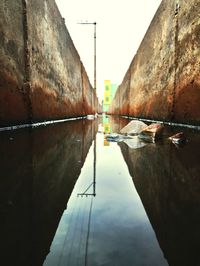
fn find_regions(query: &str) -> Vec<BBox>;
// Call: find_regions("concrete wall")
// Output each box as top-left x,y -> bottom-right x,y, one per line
109,0 -> 200,125
110,70 -> 130,116
0,0 -> 98,126
0,0 -> 28,124
81,64 -> 94,115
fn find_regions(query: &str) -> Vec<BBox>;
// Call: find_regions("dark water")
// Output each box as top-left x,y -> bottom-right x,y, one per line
0,116 -> 200,266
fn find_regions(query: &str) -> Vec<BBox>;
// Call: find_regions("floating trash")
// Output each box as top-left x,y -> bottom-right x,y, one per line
105,133 -> 123,142
123,136 -> 147,149
169,132 -> 186,145
120,120 -> 147,135
138,123 -> 164,142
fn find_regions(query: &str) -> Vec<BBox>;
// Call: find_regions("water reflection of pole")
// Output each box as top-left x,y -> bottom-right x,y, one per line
85,197 -> 93,266
77,123 -> 97,266
93,132 -> 96,196
77,125 -> 96,197
86,131 -> 96,266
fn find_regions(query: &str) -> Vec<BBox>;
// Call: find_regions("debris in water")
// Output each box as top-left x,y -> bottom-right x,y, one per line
105,133 -> 147,149
87,114 -> 97,120
123,136 -> 147,149
138,123 -> 164,142
169,132 -> 186,145
105,133 -> 123,142
120,120 -> 147,135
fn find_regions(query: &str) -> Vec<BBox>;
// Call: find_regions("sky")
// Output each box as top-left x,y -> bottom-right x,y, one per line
55,0 -> 162,101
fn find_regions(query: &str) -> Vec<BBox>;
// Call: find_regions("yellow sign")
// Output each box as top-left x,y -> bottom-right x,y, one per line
104,80 -> 111,104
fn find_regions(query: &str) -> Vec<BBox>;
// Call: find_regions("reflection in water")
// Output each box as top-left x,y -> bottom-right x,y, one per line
44,116 -> 168,266
1,115 -> 200,266
0,119 -> 97,266
103,115 -> 112,146
118,123 -> 200,266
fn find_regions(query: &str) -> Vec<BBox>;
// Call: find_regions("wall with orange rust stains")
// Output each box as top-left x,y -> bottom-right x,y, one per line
108,0 -> 200,125
109,69 -> 130,116
81,63 -> 94,115
0,0 -> 29,125
0,0 -> 98,127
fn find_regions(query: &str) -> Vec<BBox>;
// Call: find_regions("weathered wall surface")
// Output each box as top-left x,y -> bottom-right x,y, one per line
109,0 -> 200,125
0,0 -> 28,124
110,69 -> 130,116
0,0 -> 98,126
81,64 -> 94,115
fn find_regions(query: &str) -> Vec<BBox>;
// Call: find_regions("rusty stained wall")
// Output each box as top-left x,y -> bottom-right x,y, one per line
108,0 -> 200,125
0,0 -> 98,126
81,63 -> 94,115
0,0 -> 28,124
110,69 -> 130,116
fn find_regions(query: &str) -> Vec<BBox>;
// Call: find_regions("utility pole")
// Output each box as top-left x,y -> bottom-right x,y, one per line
78,22 -> 97,90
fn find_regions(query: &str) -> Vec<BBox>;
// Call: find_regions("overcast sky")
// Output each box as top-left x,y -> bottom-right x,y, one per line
55,0 -> 161,101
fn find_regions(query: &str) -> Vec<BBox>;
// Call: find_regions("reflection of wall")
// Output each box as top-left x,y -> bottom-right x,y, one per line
119,131 -> 200,266
108,116 -> 129,133
0,119 -> 97,266
102,115 -> 129,146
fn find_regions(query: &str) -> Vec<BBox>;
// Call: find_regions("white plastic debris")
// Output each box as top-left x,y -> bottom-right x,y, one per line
123,136 -> 147,149
120,120 -> 147,134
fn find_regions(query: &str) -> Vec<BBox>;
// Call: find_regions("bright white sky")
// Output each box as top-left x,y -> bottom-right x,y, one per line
55,0 -> 161,101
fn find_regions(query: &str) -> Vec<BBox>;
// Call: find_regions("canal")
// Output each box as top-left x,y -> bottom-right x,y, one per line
0,116 -> 200,266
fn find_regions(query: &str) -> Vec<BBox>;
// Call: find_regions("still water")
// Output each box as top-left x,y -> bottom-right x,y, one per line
0,116 -> 200,266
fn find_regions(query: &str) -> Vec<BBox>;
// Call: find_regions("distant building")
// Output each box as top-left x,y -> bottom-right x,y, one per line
103,80 -> 118,112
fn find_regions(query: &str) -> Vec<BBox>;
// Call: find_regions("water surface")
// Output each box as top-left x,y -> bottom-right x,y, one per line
1,116 -> 200,266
